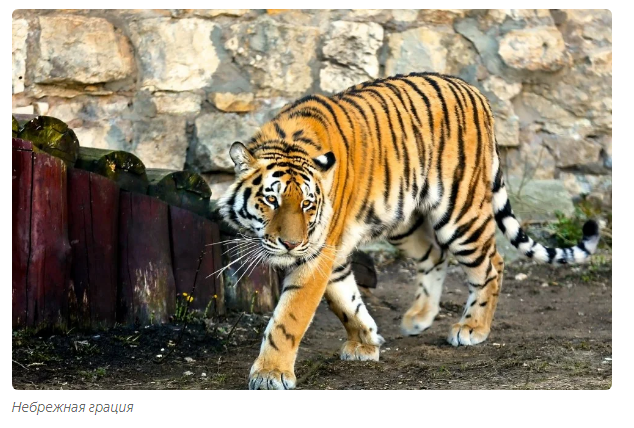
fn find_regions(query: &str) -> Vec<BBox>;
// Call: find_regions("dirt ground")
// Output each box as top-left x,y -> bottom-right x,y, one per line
12,250 -> 612,390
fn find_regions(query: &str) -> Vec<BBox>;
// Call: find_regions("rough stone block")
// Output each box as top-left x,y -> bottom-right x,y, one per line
34,16 -> 135,84
129,18 -> 219,91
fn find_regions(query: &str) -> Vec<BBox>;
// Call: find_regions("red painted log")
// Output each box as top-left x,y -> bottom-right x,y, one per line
13,137 -> 33,151
118,192 -> 176,326
26,152 -> 72,330
12,146 -> 32,328
169,206 -> 225,316
67,169 -> 119,329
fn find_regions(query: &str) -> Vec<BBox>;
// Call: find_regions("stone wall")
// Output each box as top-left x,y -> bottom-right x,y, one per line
12,9 -> 612,206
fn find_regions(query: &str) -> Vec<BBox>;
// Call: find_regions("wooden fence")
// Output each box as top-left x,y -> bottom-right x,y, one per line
12,115 -> 281,331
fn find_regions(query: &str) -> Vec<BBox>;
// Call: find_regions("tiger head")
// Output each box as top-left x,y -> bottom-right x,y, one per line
218,141 -> 336,268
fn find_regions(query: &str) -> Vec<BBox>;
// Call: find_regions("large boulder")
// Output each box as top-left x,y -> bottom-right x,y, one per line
482,76 -> 522,147
224,17 -> 319,97
128,18 -> 219,91
319,21 -> 383,93
498,26 -> 571,72
191,112 -> 262,173
132,116 -> 188,170
385,27 -> 448,75
33,16 -> 135,85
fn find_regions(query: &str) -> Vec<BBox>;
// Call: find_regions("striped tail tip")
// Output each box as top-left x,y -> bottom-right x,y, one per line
579,219 -> 601,256
534,219 -> 600,265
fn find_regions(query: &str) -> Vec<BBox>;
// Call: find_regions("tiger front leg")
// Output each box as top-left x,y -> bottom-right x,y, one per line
325,262 -> 385,361
248,257 -> 332,390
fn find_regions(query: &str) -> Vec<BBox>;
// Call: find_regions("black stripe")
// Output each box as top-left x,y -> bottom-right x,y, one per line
417,246 -> 433,263
333,263 -> 350,274
443,216 -> 479,248
365,89 -> 401,160
282,285 -> 302,294
268,333 -> 278,351
494,199 -> 513,233
459,215 -> 493,247
389,216 -> 425,242
274,122 -> 287,139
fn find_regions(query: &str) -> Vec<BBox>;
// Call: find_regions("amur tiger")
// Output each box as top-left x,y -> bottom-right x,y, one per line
218,72 -> 600,390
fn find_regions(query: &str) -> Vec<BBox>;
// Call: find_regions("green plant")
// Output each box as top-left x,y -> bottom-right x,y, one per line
250,290 -> 258,314
203,294 -> 219,319
547,200 -> 612,249
549,209 -> 585,247
174,293 -> 196,323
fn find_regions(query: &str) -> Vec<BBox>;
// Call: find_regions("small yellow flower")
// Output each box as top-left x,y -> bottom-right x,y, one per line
255,290 -> 259,294
182,292 -> 188,297
213,295 -> 218,299
187,296 -> 194,302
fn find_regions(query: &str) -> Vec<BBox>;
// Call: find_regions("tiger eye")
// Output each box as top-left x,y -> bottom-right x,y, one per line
302,200 -> 311,208
266,195 -> 277,204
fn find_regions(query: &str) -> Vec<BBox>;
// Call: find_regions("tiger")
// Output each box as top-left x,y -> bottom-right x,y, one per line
218,72 -> 600,390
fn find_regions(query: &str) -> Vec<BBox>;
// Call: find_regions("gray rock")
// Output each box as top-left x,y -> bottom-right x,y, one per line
33,16 -> 135,84
12,18 -> 28,94
385,27 -> 449,75
499,27 -> 571,72
358,240 -> 399,257
129,18 -> 219,91
542,135 -> 604,169
191,112 -> 262,173
504,177 -> 575,223
203,173 -> 236,200
504,124 -> 557,180
133,116 -> 188,170
514,92 -> 593,137
495,229 -> 523,264
150,92 -> 202,116
319,63 -> 370,94
454,18 -> 504,76
225,17 -> 319,97
74,121 -> 133,150
322,21 -> 383,79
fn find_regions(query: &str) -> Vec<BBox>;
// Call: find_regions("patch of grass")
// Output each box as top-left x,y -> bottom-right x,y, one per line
566,361 -> 591,376
548,209 -> 586,247
172,293 -> 204,324
547,201 -> 611,249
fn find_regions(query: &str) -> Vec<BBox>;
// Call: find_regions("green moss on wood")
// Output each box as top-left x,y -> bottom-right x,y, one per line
17,115 -> 79,165
75,147 -> 148,193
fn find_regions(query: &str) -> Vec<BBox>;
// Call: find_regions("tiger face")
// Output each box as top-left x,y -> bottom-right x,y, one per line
218,142 -> 336,268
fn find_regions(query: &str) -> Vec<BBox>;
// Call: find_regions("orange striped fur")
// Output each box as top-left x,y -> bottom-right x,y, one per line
218,72 -> 600,390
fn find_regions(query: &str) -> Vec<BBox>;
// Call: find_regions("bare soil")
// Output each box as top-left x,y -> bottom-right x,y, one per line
12,251 -> 612,390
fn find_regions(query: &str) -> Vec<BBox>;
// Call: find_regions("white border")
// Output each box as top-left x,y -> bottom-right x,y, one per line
4,2 -> 629,426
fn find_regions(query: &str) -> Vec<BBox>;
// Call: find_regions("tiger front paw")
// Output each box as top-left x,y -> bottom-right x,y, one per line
447,322 -> 490,346
248,360 -> 296,390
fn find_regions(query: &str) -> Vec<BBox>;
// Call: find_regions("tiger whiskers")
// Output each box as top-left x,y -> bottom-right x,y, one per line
207,246 -> 261,279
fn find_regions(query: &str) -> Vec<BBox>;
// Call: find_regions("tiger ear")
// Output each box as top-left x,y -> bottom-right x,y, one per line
230,142 -> 256,175
313,151 -> 336,172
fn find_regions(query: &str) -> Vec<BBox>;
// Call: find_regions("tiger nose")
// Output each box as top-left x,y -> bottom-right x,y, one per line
280,239 -> 300,250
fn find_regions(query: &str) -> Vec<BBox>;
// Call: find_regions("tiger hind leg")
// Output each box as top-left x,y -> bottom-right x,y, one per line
445,217 -> 504,346
389,217 -> 448,336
